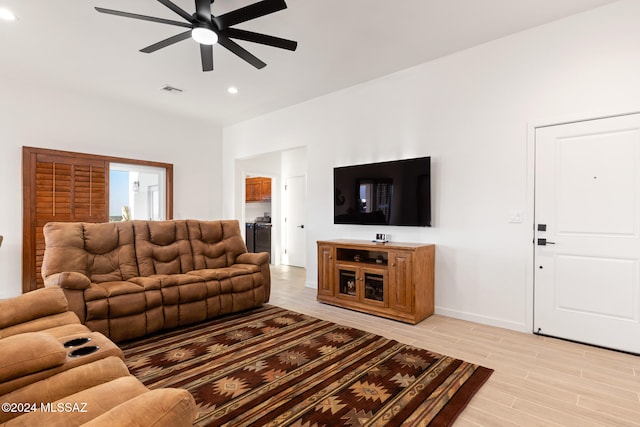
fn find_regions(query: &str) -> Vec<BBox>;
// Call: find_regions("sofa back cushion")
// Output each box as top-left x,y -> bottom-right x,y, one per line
0,287 -> 69,330
84,222 -> 139,282
134,220 -> 194,275
188,220 -> 247,269
42,222 -> 139,283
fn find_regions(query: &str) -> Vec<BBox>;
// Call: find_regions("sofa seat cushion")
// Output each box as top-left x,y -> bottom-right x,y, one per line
154,273 -> 204,287
84,281 -> 145,301
0,332 -> 66,383
187,264 -> 260,281
127,276 -> 162,290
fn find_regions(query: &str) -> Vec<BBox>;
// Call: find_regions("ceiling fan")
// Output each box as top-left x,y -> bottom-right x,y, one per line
95,0 -> 297,71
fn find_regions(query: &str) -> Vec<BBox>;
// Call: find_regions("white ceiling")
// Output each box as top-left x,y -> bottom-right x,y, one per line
0,0 -> 618,126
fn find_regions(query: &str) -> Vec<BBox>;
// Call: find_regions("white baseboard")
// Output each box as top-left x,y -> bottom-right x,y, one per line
301,282 -> 527,333
434,306 -> 528,333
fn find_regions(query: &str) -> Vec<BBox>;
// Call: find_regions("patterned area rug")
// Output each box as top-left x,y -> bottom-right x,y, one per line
120,305 -> 493,426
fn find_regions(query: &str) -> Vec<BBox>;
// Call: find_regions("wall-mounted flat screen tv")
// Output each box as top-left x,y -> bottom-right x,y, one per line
334,157 -> 431,227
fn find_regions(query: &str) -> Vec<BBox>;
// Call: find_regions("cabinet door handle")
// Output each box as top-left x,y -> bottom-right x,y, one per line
391,263 -> 396,267
328,256 -> 333,259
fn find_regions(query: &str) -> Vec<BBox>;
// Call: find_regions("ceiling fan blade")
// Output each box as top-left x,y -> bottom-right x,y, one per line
157,0 -> 196,24
213,0 -> 286,30
140,30 -> 192,53
195,0 -> 212,24
200,44 -> 214,71
95,7 -> 192,28
218,35 -> 266,69
223,28 -> 297,51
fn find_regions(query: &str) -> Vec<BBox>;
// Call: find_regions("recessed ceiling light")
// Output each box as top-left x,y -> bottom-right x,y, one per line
227,86 -> 239,95
0,8 -> 16,21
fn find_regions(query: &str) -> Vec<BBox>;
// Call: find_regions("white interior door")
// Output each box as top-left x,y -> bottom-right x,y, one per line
534,113 -> 640,354
283,176 -> 306,267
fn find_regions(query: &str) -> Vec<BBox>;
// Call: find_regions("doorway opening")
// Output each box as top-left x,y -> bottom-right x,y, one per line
237,147 -> 307,270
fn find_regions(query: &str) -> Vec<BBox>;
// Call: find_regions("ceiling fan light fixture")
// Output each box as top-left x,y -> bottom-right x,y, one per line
192,26 -> 218,45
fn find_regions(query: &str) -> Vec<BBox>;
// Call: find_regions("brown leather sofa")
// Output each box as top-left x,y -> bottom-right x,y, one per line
0,287 -> 196,426
41,219 -> 270,342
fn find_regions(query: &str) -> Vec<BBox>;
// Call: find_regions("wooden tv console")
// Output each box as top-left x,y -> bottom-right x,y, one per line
317,239 -> 435,324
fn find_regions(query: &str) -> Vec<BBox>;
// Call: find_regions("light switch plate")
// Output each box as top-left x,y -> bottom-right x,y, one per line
508,210 -> 523,223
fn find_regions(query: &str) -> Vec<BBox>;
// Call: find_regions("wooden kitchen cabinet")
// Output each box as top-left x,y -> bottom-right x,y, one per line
317,240 -> 435,324
245,177 -> 272,202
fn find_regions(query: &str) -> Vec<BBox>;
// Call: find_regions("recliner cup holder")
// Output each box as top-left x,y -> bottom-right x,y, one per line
69,345 -> 100,357
63,337 -> 91,348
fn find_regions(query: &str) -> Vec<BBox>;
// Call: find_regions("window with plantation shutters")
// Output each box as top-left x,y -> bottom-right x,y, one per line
24,149 -> 108,291
22,147 -> 174,293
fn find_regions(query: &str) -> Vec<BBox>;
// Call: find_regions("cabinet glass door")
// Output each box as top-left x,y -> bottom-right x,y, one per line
363,269 -> 387,307
363,273 -> 384,301
338,268 -> 358,298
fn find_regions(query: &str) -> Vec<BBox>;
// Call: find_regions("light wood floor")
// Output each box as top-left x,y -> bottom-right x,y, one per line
269,265 -> 640,427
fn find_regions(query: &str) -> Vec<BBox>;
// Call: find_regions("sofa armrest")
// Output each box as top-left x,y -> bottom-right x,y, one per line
0,332 -> 66,383
236,252 -> 269,265
236,252 -> 271,303
43,271 -> 91,290
81,388 -> 197,427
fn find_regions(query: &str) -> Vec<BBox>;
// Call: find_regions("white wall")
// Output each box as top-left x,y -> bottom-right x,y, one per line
222,0 -> 640,331
0,75 -> 223,298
